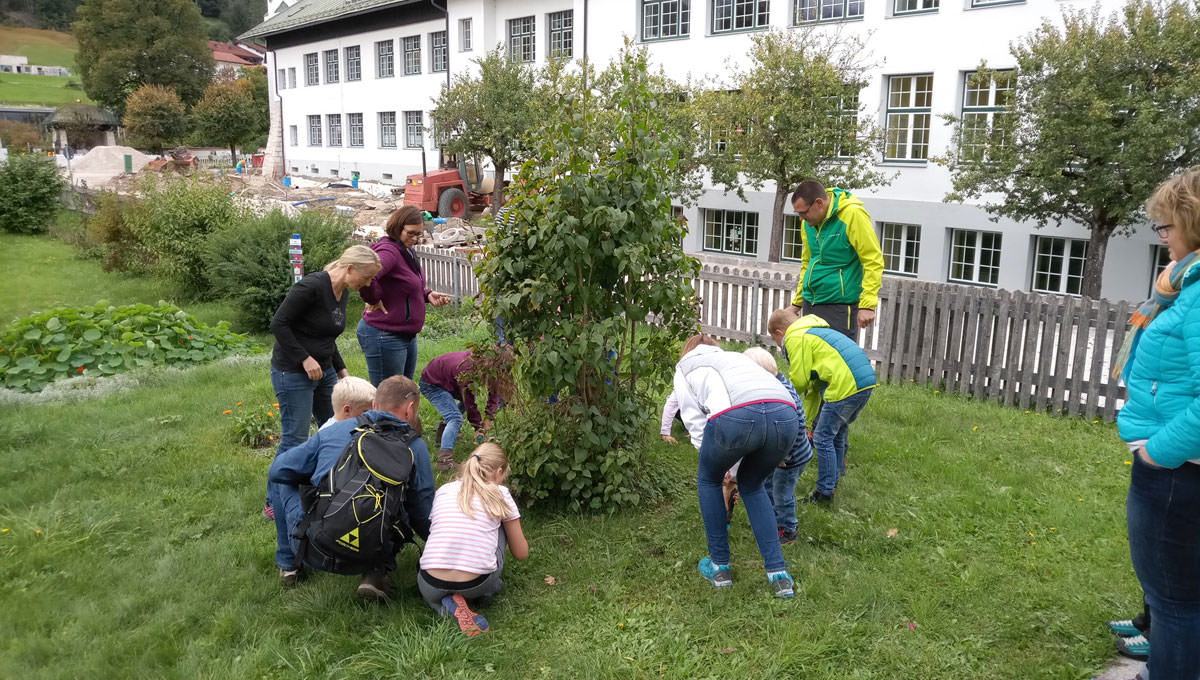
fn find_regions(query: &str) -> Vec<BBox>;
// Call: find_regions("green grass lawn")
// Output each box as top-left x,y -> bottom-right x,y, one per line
0,233 -> 1141,679
0,26 -> 78,69
0,27 -> 88,107
0,72 -> 92,107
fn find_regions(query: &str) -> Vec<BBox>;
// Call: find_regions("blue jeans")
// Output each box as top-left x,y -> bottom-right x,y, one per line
269,480 -> 304,569
419,380 -> 465,450
765,429 -> 814,533
698,401 -> 800,573
357,319 -> 418,384
1127,457 -> 1200,680
813,389 -> 872,495
270,365 -> 338,457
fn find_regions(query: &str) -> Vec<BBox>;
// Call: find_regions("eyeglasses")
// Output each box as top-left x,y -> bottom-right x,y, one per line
1152,223 -> 1174,238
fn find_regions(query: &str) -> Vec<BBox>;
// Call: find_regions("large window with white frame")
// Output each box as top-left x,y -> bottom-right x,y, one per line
948,229 -> 1001,286
288,125 -> 297,146
307,114 -> 321,145
885,74 -> 933,162
430,31 -> 447,72
459,18 -> 473,51
894,0 -> 937,14
880,222 -> 922,276
782,215 -> 803,261
402,35 -> 421,75
379,111 -> 397,148
348,113 -> 364,147
404,111 -> 423,149
960,69 -> 1014,163
345,46 -> 361,81
703,208 -> 759,256
818,86 -> 860,159
287,67 -> 296,88
1031,236 -> 1087,295
326,114 -> 342,147
376,40 -> 394,78
793,0 -> 863,23
1149,244 -> 1169,297
971,0 -> 1021,6
323,49 -> 339,84
642,0 -> 690,40
304,53 -> 319,86
508,16 -> 535,63
276,68 -> 286,88
711,0 -> 770,33
548,10 -> 573,58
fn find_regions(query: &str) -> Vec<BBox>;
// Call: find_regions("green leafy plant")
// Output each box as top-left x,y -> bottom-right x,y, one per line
86,191 -> 152,273
200,209 -> 351,332
0,153 -> 67,235
0,301 -> 260,392
223,401 -> 279,449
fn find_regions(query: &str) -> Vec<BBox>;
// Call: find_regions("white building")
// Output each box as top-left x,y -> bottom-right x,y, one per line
242,0 -> 1166,302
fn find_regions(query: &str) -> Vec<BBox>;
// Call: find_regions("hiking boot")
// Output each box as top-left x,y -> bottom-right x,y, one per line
356,570 -> 392,601
1116,634 -> 1149,660
435,421 -> 446,445
279,568 -> 300,587
768,571 -> 795,598
1106,618 -> 1143,636
442,594 -> 489,636
779,527 -> 798,545
804,490 -> 834,506
436,448 -> 456,472
698,557 -> 733,588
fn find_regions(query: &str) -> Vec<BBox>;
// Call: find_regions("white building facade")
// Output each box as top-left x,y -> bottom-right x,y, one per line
244,0 -> 1167,302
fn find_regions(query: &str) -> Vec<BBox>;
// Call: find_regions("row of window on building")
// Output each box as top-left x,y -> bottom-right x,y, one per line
702,208 -> 1168,296
643,0 -> 1022,39
288,111 -> 426,149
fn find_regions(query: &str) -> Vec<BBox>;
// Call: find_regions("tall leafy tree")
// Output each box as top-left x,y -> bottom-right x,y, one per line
190,78 -> 258,165
937,0 -> 1200,299
74,0 -> 214,115
695,29 -> 889,262
122,84 -> 188,154
430,48 -> 538,214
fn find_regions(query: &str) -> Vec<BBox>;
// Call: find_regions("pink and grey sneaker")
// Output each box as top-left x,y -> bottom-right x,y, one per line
442,594 -> 489,636
262,501 -> 275,520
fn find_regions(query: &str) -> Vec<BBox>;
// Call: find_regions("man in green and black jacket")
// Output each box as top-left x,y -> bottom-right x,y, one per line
786,180 -> 884,340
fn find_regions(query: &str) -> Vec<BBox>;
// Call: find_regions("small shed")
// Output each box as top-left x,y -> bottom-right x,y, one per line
48,104 -> 122,151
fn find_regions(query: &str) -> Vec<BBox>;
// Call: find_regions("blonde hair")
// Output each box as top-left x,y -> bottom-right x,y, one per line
767,307 -> 800,335
457,442 -> 512,520
1147,167 -> 1200,252
680,333 -> 719,359
332,376 -> 375,414
743,346 -> 778,375
324,244 -> 381,273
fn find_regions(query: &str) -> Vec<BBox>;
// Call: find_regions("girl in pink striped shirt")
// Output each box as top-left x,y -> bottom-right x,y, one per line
417,442 -> 529,636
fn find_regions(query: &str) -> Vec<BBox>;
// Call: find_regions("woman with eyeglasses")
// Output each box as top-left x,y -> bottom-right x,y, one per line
1114,167 -> 1200,680
357,205 -> 452,385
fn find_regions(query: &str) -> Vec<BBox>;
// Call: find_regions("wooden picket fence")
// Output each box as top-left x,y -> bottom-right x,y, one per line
412,248 -> 1132,422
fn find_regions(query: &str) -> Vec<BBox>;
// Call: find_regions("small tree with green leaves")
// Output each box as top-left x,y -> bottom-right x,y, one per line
0,153 -> 66,235
430,48 -> 538,214
123,84 -> 188,155
190,78 -> 260,166
695,28 -> 890,262
936,0 -> 1200,299
476,46 -> 699,509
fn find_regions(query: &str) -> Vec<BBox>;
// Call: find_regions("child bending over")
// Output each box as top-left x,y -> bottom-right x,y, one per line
319,376 -> 376,430
419,347 -> 515,471
417,443 -> 529,636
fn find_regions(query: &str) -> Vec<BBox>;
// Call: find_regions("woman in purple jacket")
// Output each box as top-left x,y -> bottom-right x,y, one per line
357,205 -> 451,385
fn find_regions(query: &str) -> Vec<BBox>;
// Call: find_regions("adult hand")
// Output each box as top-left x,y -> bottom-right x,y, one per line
337,368 -> 349,379
788,303 -> 802,314
302,356 -> 323,380
364,301 -> 388,315
857,308 -> 876,329
1137,446 -> 1164,469
428,292 -> 451,307
662,434 -> 678,444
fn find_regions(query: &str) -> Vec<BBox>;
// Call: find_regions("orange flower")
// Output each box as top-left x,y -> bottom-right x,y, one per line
273,402 -> 279,408
267,411 -> 274,417
222,409 -> 232,415
237,402 -> 243,406
77,366 -> 85,373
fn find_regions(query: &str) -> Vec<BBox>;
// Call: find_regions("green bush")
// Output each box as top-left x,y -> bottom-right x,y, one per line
0,301 -> 259,393
132,176 -> 240,299
0,154 -> 67,234
86,192 -> 153,273
201,210 -> 352,332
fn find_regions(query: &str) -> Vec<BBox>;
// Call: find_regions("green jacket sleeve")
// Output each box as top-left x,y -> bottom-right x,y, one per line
844,207 -> 884,310
785,331 -> 820,428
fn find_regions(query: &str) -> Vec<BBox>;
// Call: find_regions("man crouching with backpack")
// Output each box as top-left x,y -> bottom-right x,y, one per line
268,375 -> 435,600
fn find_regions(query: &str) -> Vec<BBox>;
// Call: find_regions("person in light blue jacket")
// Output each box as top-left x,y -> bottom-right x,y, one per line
1114,167 -> 1200,680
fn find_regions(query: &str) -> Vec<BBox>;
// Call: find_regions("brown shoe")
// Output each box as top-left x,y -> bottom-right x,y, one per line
357,570 -> 392,601
436,448 -> 456,471
435,421 -> 446,445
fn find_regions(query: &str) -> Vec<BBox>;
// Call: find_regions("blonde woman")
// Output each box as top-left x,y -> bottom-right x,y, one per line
418,443 -> 529,636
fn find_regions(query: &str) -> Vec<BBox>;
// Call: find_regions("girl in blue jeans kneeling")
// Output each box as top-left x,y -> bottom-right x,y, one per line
674,334 -> 801,598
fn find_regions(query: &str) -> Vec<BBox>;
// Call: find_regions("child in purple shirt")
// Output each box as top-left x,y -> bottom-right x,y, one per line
419,347 -> 514,471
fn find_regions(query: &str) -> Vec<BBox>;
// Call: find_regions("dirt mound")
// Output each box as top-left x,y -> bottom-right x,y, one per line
71,146 -> 153,175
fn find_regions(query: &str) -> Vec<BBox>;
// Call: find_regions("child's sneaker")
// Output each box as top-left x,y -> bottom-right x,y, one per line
778,527 -> 798,545
768,571 -> 795,598
698,557 -> 732,588
442,594 -> 489,636
262,500 -> 275,520
1106,618 -> 1142,636
1115,634 -> 1149,660
279,568 -> 300,587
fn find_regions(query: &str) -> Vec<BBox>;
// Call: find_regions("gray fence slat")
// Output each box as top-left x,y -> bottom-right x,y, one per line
944,285 -> 968,395
1017,294 -> 1041,411
875,280 -> 897,382
1104,301 -> 1131,421
1058,299 -> 1085,415
986,289 -> 1012,402
971,291 -> 995,401
1085,300 -> 1114,419
1000,290 -> 1026,407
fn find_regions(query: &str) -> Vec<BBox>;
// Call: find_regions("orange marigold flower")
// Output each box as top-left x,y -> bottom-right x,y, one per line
267,411 -> 274,417
222,409 -> 232,415
273,402 -> 279,408
237,402 -> 243,406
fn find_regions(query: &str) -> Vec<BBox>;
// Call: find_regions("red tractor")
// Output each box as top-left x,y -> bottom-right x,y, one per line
403,160 -> 489,218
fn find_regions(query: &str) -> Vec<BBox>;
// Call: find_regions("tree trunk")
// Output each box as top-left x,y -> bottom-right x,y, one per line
489,161 -> 507,216
229,144 -> 238,167
1081,222 -> 1115,300
767,185 -> 789,263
